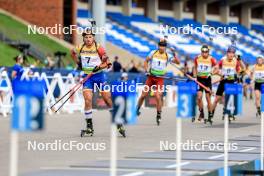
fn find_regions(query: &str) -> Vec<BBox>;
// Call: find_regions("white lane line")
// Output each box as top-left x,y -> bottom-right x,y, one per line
239,147 -> 256,152
121,171 -> 144,176
165,161 -> 190,169
208,154 -> 224,159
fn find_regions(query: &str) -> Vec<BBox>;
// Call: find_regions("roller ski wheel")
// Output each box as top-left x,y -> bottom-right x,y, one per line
117,125 -> 126,138
80,128 -> 94,137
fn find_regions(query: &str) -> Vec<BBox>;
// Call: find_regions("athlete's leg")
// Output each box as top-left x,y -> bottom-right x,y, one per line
137,90 -> 149,110
101,91 -> 112,108
83,89 -> 94,133
212,95 -> 222,113
255,89 -> 261,116
243,84 -> 248,99
154,88 -> 163,125
136,77 -> 152,115
197,90 -> 204,112
197,90 -> 205,121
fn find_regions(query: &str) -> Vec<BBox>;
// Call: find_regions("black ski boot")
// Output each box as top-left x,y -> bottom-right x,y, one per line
117,124 -> 126,137
156,111 -> 162,126
81,119 -> 94,137
136,106 -> 141,116
206,111 -> 213,125
256,107 -> 261,118
198,109 -> 204,122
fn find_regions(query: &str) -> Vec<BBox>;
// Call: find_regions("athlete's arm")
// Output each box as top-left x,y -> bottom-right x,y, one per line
193,57 -> 198,77
11,70 -> 17,79
11,65 -> 19,79
93,46 -> 111,72
250,67 -> 254,80
237,59 -> 245,72
169,47 -> 180,64
211,57 -> 218,75
70,48 -> 79,64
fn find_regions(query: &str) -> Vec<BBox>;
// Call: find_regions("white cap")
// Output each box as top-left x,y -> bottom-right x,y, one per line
121,72 -> 128,78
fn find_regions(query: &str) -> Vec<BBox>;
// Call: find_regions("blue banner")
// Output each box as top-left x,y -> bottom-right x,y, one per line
224,84 -> 242,116
12,79 -> 44,131
111,81 -> 137,125
177,82 -> 197,118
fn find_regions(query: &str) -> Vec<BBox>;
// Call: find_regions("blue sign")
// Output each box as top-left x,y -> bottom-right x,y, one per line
177,82 -> 197,118
12,79 -> 44,131
111,81 -> 137,125
261,84 -> 264,112
224,84 -> 242,116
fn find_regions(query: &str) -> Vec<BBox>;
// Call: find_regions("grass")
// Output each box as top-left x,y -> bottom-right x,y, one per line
0,13 -> 74,66
0,42 -> 36,66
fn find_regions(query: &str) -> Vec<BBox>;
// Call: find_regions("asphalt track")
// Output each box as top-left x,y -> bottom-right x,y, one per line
0,98 -> 263,176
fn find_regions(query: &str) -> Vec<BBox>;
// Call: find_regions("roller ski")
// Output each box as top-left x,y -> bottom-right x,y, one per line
81,119 -> 94,137
117,124 -> 126,138
156,111 -> 162,126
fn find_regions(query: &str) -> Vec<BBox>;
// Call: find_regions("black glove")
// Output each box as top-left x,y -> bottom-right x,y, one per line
93,66 -> 101,73
237,55 -> 241,61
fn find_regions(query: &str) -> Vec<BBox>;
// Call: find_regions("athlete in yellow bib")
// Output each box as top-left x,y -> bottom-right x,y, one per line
193,45 -> 217,123
136,39 -> 180,126
71,29 -> 126,137
211,46 -> 245,120
251,55 -> 264,117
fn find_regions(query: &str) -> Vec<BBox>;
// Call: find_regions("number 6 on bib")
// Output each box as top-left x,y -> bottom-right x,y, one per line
177,82 -> 197,118
111,81 -> 137,125
224,84 -> 242,116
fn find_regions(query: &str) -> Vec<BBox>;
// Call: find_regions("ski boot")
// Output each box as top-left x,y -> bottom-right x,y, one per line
117,124 -> 126,138
256,107 -> 261,118
156,111 -> 162,126
205,112 -> 213,125
228,115 -> 235,123
198,109 -> 205,122
136,106 -> 141,116
81,119 -> 94,137
191,117 -> 195,122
